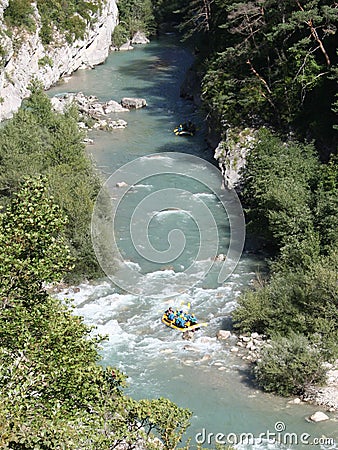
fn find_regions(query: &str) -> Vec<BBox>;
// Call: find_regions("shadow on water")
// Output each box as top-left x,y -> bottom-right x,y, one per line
237,367 -> 259,390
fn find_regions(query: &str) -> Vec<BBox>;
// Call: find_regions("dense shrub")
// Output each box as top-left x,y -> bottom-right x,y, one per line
254,334 -> 327,396
233,252 -> 338,356
112,23 -> 130,47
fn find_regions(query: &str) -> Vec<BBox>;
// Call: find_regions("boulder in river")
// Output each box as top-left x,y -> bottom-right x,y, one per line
104,100 -> 129,113
132,31 -> 150,45
309,411 -> 330,422
121,97 -> 147,109
182,331 -> 194,341
216,330 -> 231,340
116,182 -> 128,188
119,40 -> 134,51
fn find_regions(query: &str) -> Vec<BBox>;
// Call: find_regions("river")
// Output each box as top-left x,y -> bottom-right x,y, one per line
49,35 -> 337,449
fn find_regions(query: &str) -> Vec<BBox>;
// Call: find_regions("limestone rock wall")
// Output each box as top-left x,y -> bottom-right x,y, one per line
0,0 -> 118,121
214,128 -> 257,190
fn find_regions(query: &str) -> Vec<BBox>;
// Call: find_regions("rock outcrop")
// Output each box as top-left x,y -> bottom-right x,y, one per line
131,31 -> 150,45
214,127 -> 257,189
0,0 -> 118,121
309,411 -> 330,422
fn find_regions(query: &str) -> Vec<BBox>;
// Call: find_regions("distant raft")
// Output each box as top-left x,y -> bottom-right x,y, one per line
162,313 -> 207,332
173,121 -> 196,137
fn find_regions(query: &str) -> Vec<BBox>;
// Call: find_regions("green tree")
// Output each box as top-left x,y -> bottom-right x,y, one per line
116,0 -> 156,39
0,178 -> 192,449
36,0 -> 100,44
241,129 -> 320,268
199,0 -> 338,145
314,158 -> 338,251
0,177 -> 73,308
0,84 -> 102,279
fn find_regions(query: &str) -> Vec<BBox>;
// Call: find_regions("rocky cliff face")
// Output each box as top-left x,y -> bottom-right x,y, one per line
0,0 -> 118,121
214,128 -> 257,190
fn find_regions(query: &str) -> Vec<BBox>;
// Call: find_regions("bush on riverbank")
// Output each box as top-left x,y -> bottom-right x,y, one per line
0,83 -> 102,280
254,334 -> 327,396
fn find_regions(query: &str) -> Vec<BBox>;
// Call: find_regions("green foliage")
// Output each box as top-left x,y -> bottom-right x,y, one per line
109,396 -> 191,449
3,0 -> 101,44
152,0 -> 182,26
0,44 -> 7,68
117,0 -> 156,39
0,178 -> 103,448
37,0 -> 100,44
0,177 -> 73,308
0,180 -> 192,448
254,333 -> 327,396
3,0 -> 36,32
112,23 -> 130,48
0,83 -> 102,279
241,129 -> 320,268
234,252 -> 338,353
233,130 -> 338,390
313,158 -> 338,252
38,55 -> 54,67
195,0 -> 338,145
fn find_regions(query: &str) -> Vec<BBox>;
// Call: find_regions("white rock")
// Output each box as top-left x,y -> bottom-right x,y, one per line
309,411 -> 330,422
246,342 -> 256,351
216,330 -> 231,340
119,40 -> 134,51
115,119 -> 128,128
131,31 -> 150,45
182,331 -> 194,341
104,100 -> 129,113
230,347 -> 239,353
215,253 -> 226,261
288,398 -> 302,404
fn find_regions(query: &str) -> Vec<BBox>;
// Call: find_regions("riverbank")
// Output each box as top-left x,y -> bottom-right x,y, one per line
215,330 -> 338,413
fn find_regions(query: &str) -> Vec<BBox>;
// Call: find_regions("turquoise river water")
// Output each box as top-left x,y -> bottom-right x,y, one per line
49,35 -> 337,449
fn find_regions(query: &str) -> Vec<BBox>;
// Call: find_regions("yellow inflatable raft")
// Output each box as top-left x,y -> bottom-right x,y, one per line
162,314 -> 207,332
